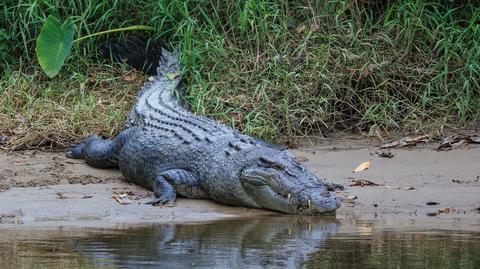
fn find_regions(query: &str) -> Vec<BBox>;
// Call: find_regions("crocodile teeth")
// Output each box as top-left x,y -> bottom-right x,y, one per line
308,199 -> 312,208
287,193 -> 291,199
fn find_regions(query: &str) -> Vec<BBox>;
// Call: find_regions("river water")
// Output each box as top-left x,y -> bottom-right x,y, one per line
1,216 -> 479,269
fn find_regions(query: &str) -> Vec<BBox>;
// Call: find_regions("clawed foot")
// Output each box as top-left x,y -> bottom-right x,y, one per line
65,143 -> 85,159
145,196 -> 176,207
65,136 -> 99,159
325,182 -> 345,191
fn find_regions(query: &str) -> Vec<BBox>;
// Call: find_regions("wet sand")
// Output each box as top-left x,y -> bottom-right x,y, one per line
0,137 -> 479,228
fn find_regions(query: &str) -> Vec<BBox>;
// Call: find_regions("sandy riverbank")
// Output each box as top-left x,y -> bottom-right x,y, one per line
0,137 -> 479,228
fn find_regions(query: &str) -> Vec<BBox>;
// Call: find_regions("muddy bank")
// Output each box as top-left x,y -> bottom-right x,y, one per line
0,150 -> 121,191
0,138 -> 479,228
295,137 -> 480,218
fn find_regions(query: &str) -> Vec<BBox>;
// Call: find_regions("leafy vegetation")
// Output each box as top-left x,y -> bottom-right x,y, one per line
0,0 -> 479,148
36,16 -> 75,77
35,15 -> 154,77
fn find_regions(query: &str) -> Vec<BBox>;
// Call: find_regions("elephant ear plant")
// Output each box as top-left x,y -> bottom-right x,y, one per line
36,15 -> 153,77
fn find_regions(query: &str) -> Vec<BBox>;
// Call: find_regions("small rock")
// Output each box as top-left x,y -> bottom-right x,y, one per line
350,179 -> 380,187
56,192 -> 68,199
371,149 -> 394,158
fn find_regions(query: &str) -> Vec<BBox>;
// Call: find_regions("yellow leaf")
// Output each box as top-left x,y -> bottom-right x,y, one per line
166,72 -> 180,80
111,194 -> 132,205
352,161 -> 371,173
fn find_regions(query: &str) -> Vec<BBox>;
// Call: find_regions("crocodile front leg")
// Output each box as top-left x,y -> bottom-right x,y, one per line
146,174 -> 177,206
146,169 -> 207,206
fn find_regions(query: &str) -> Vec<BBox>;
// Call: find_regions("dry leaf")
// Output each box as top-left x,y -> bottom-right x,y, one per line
342,49 -> 361,61
381,134 -> 430,149
452,177 -> 479,184
296,25 -> 307,33
309,23 -> 319,32
56,192 -> 68,199
123,73 -> 137,81
112,194 -> 132,205
436,133 -> 480,151
438,207 -> 456,214
166,72 -> 181,80
232,113 -> 242,122
353,161 -> 371,173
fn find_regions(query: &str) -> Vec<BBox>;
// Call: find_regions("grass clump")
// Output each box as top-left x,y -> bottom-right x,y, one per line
0,65 -> 145,149
0,0 -> 479,148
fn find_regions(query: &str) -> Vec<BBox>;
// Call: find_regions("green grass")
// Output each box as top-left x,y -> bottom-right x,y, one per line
0,0 -> 479,148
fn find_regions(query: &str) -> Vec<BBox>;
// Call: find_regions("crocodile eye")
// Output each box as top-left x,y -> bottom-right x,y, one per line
258,156 -> 285,170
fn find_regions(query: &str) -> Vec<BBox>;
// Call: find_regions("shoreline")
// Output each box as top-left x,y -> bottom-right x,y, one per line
1,137 -> 479,229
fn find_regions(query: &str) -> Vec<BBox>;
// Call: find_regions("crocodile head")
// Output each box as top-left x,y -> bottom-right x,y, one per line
240,150 -> 340,214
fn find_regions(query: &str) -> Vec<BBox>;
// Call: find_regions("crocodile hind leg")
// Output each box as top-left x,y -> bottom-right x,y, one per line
146,169 -> 207,206
66,129 -> 134,169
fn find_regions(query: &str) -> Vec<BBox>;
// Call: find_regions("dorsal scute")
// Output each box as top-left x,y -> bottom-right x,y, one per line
125,49 -> 233,142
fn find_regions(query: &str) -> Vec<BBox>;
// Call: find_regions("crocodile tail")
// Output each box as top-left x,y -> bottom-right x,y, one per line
155,48 -> 182,85
125,48 -> 184,128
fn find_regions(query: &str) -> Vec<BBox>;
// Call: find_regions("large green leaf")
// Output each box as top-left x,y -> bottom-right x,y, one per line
36,16 -> 74,77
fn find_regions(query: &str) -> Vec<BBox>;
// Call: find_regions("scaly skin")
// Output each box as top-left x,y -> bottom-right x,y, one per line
67,49 -> 342,214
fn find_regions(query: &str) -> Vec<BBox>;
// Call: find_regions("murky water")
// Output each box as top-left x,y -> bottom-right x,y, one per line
1,216 -> 479,269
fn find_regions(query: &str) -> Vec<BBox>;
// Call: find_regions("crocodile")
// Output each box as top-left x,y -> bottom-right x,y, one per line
66,49 -> 342,214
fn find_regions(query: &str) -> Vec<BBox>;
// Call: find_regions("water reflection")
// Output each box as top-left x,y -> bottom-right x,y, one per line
78,217 -> 338,268
0,217 -> 479,269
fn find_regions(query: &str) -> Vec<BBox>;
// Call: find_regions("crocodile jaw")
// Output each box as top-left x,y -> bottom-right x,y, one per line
241,179 -> 341,215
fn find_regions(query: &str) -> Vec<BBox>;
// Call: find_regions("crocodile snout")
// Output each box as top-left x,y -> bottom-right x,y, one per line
294,188 -> 341,214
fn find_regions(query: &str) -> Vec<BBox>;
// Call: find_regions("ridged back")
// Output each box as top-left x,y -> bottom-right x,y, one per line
125,49 -> 234,144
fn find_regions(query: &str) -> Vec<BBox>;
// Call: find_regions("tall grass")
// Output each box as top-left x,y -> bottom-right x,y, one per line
0,0 -> 479,147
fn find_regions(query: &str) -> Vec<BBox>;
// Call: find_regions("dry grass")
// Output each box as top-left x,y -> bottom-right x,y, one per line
0,65 -> 145,149
0,0 -> 479,149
